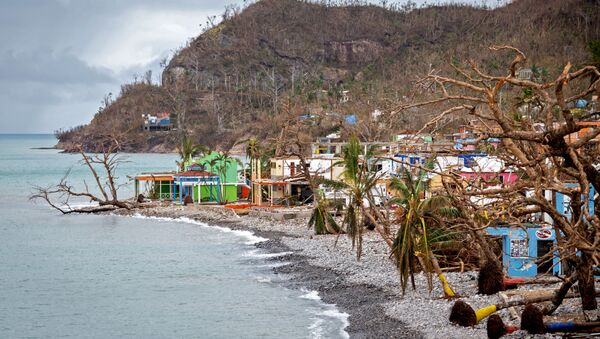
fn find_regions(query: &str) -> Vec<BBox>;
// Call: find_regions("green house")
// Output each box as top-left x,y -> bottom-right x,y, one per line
186,152 -> 239,203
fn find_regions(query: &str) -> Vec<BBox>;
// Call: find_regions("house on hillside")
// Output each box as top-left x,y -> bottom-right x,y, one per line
142,113 -> 172,131
565,119 -> 600,153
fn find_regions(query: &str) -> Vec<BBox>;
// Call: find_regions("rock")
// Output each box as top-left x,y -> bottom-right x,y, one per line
183,195 -> 194,206
324,39 -> 383,66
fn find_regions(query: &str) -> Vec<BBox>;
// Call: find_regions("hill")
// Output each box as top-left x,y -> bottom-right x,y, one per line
57,0 -> 600,152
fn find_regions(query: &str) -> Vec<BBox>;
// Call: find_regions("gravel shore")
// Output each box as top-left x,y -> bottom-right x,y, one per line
114,203 -> 595,339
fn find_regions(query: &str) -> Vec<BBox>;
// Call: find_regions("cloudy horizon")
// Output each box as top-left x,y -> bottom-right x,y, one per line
0,0 -> 504,134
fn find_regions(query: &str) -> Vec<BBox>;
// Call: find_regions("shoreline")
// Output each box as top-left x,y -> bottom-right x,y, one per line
113,204 -> 596,338
118,205 -> 423,338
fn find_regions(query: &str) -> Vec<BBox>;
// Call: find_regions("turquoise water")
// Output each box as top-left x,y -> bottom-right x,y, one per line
0,135 -> 348,339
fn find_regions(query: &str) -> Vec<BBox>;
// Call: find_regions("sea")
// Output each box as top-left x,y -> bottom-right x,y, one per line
0,134 -> 349,339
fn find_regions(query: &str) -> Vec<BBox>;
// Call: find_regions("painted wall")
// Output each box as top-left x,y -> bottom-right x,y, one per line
486,226 -> 560,278
188,152 -> 239,202
195,185 -> 236,203
188,152 -> 239,184
459,171 -> 519,185
554,184 -> 595,219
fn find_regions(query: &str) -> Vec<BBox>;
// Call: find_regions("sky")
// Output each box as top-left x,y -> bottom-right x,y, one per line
0,0 -> 502,134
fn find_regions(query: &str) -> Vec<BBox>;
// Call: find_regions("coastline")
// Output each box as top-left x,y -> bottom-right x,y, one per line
113,204 -> 499,339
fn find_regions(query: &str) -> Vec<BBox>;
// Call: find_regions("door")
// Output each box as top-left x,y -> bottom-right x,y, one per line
537,240 -> 553,274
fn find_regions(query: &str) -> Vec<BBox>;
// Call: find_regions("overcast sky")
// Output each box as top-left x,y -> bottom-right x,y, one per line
0,0 -> 501,134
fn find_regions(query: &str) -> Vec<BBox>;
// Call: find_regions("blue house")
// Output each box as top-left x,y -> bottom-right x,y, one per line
486,224 -> 560,278
485,184 -> 595,278
554,183 -> 595,219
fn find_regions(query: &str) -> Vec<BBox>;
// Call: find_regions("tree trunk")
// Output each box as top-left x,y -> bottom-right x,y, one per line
577,253 -> 597,310
544,271 -> 578,315
430,250 -> 456,298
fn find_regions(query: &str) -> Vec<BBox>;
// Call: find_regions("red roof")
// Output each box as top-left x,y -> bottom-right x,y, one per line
174,170 -> 218,177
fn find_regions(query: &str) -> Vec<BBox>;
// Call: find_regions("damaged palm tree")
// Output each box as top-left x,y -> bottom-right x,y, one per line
390,168 -> 459,297
308,190 -> 342,235
30,140 -> 135,213
339,136 -> 380,259
176,135 -> 207,172
324,135 -> 385,259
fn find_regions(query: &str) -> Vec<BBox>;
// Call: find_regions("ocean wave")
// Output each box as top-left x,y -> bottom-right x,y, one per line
319,309 -> 350,339
254,261 -> 291,269
299,289 -> 322,301
254,276 -> 272,283
242,249 -> 293,259
131,214 -> 268,245
306,304 -> 350,339
308,317 -> 325,338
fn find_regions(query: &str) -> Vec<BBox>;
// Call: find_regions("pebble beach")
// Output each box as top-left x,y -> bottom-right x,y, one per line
114,203 -> 594,339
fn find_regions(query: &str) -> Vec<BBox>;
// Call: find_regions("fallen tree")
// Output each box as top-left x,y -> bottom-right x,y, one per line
31,141 -> 136,213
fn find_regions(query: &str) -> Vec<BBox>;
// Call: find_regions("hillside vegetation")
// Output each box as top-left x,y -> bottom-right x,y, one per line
57,0 -> 600,152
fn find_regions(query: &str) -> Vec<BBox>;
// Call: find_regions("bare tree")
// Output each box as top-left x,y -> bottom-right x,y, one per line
30,141 -> 136,214
399,45 -> 600,311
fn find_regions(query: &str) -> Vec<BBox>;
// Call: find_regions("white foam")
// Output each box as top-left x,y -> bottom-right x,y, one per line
319,309 -> 350,339
299,290 -> 322,301
255,261 -> 291,269
254,276 -> 272,283
131,214 -> 268,245
308,317 -> 325,339
242,249 -> 293,259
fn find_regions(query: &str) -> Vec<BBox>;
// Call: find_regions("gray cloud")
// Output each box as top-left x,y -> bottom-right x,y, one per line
0,49 -> 114,84
0,0 -> 235,133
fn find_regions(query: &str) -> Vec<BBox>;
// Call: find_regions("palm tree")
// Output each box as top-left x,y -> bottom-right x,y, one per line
208,152 -> 242,203
245,137 -> 261,203
389,168 -> 458,297
176,135 -> 206,172
308,189 -> 342,235
321,135 -> 383,259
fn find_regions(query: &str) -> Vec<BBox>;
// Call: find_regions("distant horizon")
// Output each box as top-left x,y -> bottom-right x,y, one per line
0,132 -> 55,135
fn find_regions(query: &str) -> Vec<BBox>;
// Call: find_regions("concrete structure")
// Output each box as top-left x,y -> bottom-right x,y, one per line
458,156 -> 518,187
486,224 -> 561,278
